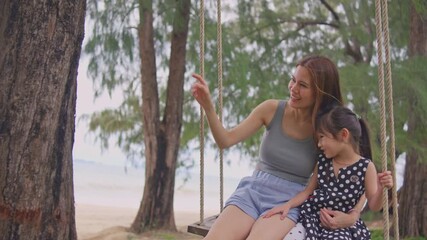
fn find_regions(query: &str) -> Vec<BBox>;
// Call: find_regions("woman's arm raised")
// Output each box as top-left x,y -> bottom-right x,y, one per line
191,73 -> 276,149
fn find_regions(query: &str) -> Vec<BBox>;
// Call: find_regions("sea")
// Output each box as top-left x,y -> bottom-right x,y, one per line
73,153 -> 405,214
73,158 -> 247,214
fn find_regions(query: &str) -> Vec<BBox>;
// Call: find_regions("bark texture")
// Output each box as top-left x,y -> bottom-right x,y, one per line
398,1 -> 427,237
0,1 -> 85,239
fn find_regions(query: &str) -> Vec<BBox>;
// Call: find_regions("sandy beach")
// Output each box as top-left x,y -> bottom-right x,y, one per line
73,159 -> 240,239
75,203 -> 213,239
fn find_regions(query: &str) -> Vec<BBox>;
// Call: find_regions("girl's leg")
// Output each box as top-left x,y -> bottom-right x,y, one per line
204,205 -> 255,240
246,215 -> 296,240
283,222 -> 306,240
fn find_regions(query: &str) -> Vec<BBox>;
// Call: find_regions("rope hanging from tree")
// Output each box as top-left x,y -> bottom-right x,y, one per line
197,0 -> 225,225
197,0 -> 205,224
216,0 -> 225,212
374,0 -> 399,239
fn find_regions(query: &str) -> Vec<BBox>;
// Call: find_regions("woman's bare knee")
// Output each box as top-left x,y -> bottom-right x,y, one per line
203,206 -> 255,240
246,215 -> 296,240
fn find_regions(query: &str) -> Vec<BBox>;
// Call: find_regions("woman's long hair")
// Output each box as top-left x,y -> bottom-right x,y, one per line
296,55 -> 344,126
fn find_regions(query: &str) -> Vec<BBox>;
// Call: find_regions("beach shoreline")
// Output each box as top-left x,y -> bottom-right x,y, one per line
76,203 -> 216,240
73,159 -> 237,239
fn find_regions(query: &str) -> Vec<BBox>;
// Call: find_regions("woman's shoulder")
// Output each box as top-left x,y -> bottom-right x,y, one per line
259,99 -> 287,110
256,99 -> 283,126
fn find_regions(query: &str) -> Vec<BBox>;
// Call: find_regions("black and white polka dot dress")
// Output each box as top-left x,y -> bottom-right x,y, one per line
299,154 -> 371,240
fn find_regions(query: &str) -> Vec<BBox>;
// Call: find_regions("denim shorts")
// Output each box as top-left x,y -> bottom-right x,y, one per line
225,170 -> 306,223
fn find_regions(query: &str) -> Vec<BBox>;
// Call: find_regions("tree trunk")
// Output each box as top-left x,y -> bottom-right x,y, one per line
399,1 -> 427,237
399,147 -> 427,237
131,0 -> 191,232
0,1 -> 85,240
408,0 -> 427,57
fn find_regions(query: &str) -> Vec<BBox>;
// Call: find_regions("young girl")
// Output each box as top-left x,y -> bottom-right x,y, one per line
264,106 -> 393,239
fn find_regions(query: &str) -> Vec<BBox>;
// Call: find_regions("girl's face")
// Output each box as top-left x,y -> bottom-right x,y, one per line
288,66 -> 316,110
317,131 -> 344,159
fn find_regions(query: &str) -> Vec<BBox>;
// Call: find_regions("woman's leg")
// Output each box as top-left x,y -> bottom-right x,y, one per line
246,214 -> 296,240
204,205 -> 255,240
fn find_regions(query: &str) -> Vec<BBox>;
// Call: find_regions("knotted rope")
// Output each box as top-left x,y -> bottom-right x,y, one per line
374,0 -> 399,238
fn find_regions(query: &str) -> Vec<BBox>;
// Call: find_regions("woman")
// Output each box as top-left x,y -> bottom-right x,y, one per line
191,55 -> 363,240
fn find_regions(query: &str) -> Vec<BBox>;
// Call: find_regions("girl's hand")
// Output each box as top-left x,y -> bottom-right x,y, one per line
191,73 -> 213,111
378,171 -> 393,189
263,204 -> 290,220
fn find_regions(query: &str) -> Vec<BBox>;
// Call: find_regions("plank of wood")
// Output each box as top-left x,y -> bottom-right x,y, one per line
187,215 -> 219,237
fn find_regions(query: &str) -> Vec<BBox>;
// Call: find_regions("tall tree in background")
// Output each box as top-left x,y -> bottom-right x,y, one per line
130,0 -> 191,232
398,0 -> 427,237
0,1 -> 85,239
85,0 -> 191,232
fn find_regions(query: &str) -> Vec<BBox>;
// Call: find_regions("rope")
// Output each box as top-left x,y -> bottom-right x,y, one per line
380,0 -> 399,238
374,0 -> 390,239
198,0 -> 225,222
216,0 -> 224,212
198,0 -> 205,224
375,0 -> 401,238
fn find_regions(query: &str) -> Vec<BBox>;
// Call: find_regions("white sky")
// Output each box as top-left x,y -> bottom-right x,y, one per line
73,55 -> 253,179
73,57 -> 127,166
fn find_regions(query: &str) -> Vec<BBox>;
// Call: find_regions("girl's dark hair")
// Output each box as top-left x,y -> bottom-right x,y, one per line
315,106 -> 372,160
297,55 -> 344,126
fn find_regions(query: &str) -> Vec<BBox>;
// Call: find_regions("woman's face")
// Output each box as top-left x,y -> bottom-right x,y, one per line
288,66 -> 315,109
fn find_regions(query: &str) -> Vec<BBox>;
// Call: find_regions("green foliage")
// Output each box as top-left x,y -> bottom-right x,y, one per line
371,228 -> 427,240
361,210 -> 383,223
392,57 -> 427,160
370,229 -> 383,240
365,210 -> 427,239
369,229 -> 426,240
85,0 -> 426,169
80,90 -> 144,165
388,1 -> 411,52
412,0 -> 427,15
85,0 -> 140,97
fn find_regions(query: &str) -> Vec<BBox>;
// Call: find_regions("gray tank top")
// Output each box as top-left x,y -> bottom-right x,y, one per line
256,100 -> 317,185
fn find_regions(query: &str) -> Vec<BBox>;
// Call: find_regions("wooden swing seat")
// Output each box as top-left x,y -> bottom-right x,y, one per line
187,214 -> 219,237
